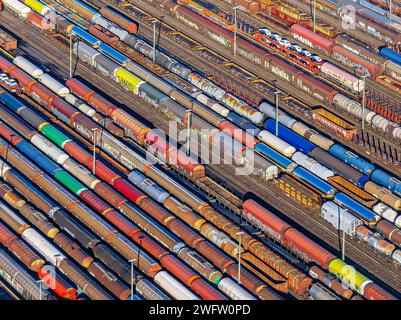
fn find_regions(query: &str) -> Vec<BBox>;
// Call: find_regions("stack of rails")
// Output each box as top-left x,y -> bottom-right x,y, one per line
0,1 -> 396,298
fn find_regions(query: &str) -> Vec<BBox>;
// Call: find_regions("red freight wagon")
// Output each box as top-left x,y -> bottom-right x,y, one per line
334,34 -> 387,66
283,228 -> 336,268
295,73 -> 338,105
243,199 -> 291,241
331,45 -> 383,78
290,24 -> 334,56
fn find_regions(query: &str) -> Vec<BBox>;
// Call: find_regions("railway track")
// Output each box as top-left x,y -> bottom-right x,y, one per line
0,278 -> 19,300
273,0 -> 386,49
120,0 -> 401,175
208,0 -> 401,109
191,1 -> 401,170
1,9 -> 401,297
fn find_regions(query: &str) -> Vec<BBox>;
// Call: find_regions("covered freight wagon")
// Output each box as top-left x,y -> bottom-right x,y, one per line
331,45 -> 383,78
99,6 -> 138,34
290,24 -> 334,55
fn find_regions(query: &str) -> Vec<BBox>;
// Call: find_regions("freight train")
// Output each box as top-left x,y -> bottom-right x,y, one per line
0,54 -> 296,295
176,0 -> 339,38
0,90 -> 288,300
242,199 -> 395,300
8,0 -> 401,225
288,0 -> 401,46
175,0 -> 368,93
8,1 -> 401,232
8,0 -> 401,144
290,25 -> 401,121
235,0 -> 401,48
0,53 -> 390,300
168,0 -> 401,121
1,0 -> 398,298
143,0 -> 401,140
0,163 -> 173,300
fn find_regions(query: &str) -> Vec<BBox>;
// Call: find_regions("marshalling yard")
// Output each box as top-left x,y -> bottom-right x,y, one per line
0,0 -> 400,301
